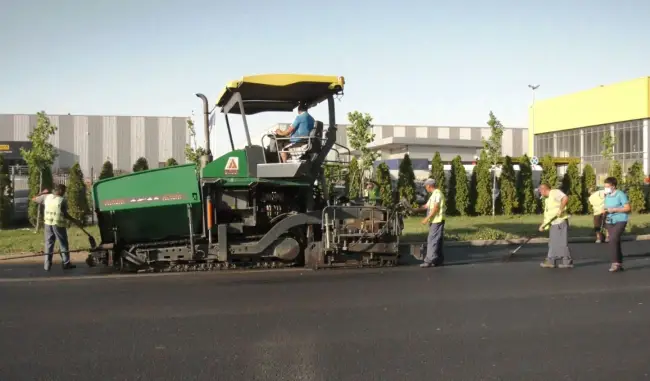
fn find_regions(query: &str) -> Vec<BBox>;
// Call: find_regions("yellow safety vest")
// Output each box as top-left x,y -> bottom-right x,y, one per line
588,191 -> 605,215
43,194 -> 66,227
543,189 -> 568,228
426,189 -> 445,223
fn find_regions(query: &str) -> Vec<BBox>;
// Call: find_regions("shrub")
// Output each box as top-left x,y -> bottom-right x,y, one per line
98,160 -> 114,180
397,154 -> 417,206
625,161 -> 646,213
0,155 -> 13,228
448,155 -> 470,216
561,159 -> 583,214
581,164 -> 596,214
475,150 -> 492,216
133,157 -> 149,172
375,163 -> 393,206
499,156 -> 517,215
516,154 -> 536,214
166,157 -> 178,166
429,152 -> 446,197
67,163 -> 90,225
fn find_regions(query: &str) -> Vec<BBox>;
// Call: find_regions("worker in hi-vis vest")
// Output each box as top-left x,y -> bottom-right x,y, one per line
413,178 -> 445,268
31,184 -> 79,271
537,183 -> 574,269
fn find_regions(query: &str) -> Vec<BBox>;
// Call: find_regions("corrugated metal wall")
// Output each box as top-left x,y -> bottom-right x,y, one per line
0,114 -> 188,176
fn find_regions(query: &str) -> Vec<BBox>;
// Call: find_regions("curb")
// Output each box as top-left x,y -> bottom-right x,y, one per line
401,234 -> 650,248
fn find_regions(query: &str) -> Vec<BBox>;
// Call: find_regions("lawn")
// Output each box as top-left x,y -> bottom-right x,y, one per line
2,214 -> 650,255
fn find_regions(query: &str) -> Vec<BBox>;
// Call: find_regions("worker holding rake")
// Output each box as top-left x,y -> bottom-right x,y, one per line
537,183 -> 574,269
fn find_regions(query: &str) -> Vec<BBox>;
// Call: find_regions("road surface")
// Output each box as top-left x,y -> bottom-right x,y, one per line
1,241 -> 649,380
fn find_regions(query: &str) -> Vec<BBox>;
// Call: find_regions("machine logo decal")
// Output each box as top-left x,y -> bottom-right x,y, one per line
225,157 -> 239,175
102,193 -> 186,206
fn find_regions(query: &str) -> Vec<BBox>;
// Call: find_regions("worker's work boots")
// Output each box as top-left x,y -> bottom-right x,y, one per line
540,257 -> 574,269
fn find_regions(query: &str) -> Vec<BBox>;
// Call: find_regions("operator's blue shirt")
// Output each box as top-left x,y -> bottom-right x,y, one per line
290,112 -> 315,143
604,190 -> 629,224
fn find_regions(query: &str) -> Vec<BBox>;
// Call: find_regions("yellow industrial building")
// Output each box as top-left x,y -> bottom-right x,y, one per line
529,76 -> 650,180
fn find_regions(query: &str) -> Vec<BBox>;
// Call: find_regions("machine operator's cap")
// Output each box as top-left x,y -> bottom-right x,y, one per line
424,178 -> 437,187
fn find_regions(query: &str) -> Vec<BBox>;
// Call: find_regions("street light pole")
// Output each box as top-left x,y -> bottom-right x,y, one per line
528,84 -> 540,156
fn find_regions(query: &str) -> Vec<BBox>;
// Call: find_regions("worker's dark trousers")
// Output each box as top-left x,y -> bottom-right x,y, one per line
605,222 -> 627,264
424,221 -> 445,265
44,224 -> 70,268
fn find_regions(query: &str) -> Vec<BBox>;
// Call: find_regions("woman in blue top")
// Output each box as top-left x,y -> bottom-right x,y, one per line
603,177 -> 631,272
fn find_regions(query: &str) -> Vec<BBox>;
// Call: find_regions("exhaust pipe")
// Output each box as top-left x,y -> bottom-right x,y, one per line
195,93 -> 213,166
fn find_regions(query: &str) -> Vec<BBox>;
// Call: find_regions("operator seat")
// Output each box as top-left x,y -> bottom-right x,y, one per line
287,120 -> 324,162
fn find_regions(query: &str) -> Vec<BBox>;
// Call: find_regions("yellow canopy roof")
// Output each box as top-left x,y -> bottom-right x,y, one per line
216,74 -> 345,115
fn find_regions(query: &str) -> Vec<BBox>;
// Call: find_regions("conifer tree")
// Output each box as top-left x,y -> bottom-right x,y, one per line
516,154 -> 536,214
375,163 -> 393,206
499,156 -> 517,215
348,157 -> 361,199
540,154 -> 558,188
469,166 -> 478,215
626,161 -> 646,213
99,160 -> 114,180
397,154 -> 417,206
581,164 -> 596,214
429,152 -> 446,197
608,160 -> 622,184
475,150 -> 492,216
0,155 -> 13,228
561,159 -> 583,214
133,157 -> 149,172
67,162 -> 90,225
448,155 -> 470,216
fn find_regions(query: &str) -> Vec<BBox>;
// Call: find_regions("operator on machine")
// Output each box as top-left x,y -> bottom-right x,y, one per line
31,184 -> 79,271
274,103 -> 315,162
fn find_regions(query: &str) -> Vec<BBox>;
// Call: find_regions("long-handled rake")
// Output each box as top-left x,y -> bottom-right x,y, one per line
502,216 -> 559,262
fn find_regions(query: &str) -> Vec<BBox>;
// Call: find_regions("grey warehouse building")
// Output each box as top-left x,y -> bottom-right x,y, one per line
0,113 -> 188,176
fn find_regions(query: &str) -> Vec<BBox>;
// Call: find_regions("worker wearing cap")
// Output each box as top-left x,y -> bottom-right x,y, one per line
537,182 -> 573,269
31,184 -> 78,271
365,181 -> 380,206
413,178 -> 446,268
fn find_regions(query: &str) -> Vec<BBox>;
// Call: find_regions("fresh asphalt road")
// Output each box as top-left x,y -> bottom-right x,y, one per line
1,241 -> 650,381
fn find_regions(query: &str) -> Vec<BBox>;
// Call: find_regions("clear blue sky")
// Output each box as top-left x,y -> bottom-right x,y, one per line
2,0 -> 649,156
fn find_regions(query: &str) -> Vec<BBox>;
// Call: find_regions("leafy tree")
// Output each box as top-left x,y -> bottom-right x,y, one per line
21,112 -> 58,228
98,160 -> 114,180
346,111 -> 378,196
429,152 -> 446,196
483,111 -> 505,216
185,118 -> 207,166
539,154 -> 558,188
608,160 -> 622,184
448,155 -> 470,216
625,161 -> 646,213
375,162 -> 393,206
0,155 -> 13,228
581,164 -> 596,214
323,163 -> 347,202
516,154 -> 536,214
561,159 -> 583,214
499,156 -> 517,215
165,157 -> 178,166
397,154 -> 417,206
347,157 -> 361,200
67,162 -> 90,225
601,132 -> 615,161
475,150 -> 492,216
132,157 -> 149,172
